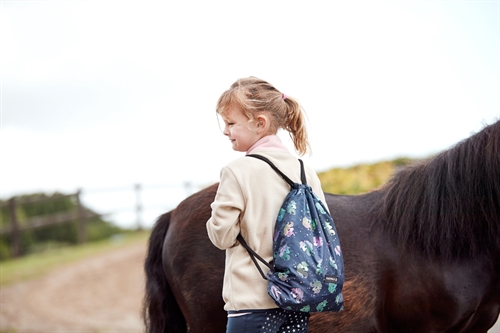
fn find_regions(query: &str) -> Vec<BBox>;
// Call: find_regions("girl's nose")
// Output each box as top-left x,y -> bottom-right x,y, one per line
223,126 -> 229,136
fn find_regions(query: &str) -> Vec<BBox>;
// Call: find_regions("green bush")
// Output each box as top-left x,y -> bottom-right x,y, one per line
319,157 -> 416,195
0,240 -> 11,261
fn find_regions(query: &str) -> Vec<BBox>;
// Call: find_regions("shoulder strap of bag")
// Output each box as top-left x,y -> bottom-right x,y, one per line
239,154 -> 307,280
236,234 -> 272,280
246,154 -> 307,186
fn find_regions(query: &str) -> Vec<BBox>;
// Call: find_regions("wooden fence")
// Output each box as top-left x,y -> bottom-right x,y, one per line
0,182 -> 198,258
0,190 -> 98,257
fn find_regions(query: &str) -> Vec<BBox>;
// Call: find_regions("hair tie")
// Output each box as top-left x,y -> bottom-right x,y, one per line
282,93 -> 287,100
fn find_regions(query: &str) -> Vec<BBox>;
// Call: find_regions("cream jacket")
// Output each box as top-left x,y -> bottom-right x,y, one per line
206,147 -> 326,311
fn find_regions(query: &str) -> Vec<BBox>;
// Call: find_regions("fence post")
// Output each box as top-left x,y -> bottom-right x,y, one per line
8,198 -> 20,257
75,189 -> 87,243
135,183 -> 143,231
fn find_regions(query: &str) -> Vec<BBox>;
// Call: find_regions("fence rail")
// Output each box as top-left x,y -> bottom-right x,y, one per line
0,209 -> 100,235
0,192 -> 76,207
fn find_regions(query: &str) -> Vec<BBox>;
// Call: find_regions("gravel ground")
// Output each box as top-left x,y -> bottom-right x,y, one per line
0,242 -> 146,333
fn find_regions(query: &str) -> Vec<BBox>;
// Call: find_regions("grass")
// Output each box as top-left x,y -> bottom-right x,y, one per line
0,230 -> 150,286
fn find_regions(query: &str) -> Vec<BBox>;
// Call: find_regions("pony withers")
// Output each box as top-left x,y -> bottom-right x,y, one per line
237,154 -> 344,313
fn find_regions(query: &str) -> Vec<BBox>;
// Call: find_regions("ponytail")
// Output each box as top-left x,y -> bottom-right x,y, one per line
282,97 -> 310,156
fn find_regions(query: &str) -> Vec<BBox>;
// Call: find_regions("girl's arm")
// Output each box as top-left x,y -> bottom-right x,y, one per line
206,167 -> 245,249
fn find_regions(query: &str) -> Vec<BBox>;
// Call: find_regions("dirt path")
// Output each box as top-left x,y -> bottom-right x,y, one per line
0,242 -> 146,333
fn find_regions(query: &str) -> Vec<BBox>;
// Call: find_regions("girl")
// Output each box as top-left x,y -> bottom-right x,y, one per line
206,77 -> 327,333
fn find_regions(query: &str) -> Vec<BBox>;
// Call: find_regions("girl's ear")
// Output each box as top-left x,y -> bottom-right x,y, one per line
256,115 -> 268,133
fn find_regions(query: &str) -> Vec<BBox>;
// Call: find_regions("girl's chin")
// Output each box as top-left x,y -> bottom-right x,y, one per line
231,144 -> 246,153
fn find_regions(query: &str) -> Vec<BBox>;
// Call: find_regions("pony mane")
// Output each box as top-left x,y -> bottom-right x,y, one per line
374,120 -> 500,261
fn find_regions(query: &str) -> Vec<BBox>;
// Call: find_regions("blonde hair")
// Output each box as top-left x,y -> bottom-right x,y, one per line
216,77 -> 310,155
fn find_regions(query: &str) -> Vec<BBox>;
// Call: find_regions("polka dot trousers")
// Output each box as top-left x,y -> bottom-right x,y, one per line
226,308 -> 310,333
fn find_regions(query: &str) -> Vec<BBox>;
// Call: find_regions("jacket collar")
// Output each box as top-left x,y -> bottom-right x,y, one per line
246,135 -> 289,155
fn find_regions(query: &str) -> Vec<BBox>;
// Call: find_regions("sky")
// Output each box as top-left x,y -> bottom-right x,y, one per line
1,0 -> 499,228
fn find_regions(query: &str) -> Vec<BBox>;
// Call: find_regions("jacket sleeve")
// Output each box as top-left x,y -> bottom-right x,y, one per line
206,166 -> 245,250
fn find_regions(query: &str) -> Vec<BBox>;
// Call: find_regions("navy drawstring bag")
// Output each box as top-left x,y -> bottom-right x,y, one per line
237,154 -> 344,313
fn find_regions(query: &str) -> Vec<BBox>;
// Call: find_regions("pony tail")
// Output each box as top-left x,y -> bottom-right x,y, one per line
283,97 -> 310,156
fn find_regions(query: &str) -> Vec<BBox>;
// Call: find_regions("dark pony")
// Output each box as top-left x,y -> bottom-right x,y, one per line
144,120 -> 500,332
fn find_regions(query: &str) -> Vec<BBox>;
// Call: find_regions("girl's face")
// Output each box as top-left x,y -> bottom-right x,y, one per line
221,106 -> 263,152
